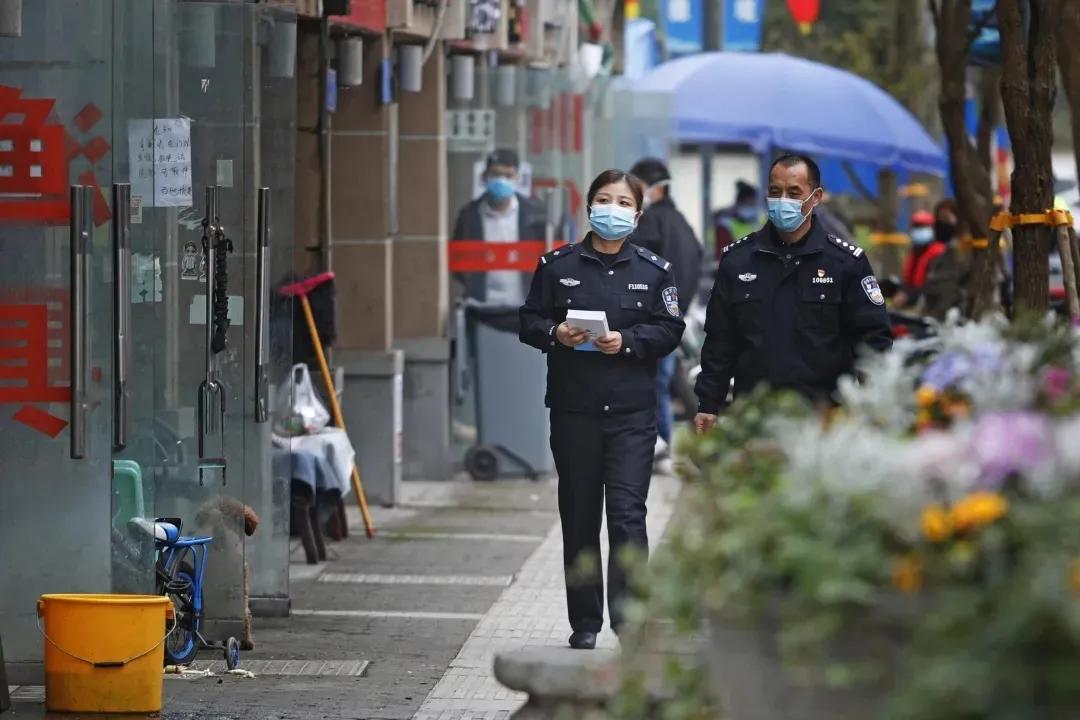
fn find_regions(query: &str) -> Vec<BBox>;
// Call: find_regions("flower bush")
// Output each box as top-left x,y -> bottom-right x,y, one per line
616,317 -> 1080,720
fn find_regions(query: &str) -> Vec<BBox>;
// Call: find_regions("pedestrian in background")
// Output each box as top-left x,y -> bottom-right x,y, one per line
895,204 -> 964,320
451,148 -> 546,305
519,169 -> 685,649
629,158 -> 702,462
713,180 -> 763,259
694,154 -> 892,432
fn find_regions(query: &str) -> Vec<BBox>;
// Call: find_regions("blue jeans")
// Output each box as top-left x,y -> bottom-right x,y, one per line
655,352 -> 677,444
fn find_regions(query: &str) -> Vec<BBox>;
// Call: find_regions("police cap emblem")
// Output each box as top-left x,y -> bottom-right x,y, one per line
861,276 -> 885,306
662,286 -> 680,317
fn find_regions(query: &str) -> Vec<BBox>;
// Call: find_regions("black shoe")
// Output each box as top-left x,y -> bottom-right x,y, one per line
569,631 -> 597,650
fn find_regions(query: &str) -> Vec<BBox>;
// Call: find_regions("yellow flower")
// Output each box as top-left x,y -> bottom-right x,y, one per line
920,504 -> 952,543
950,492 -> 1008,533
915,409 -> 935,433
915,385 -> 938,409
891,554 -> 923,594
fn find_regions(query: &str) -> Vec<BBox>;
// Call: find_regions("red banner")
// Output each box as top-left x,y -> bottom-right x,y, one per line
449,241 -> 566,273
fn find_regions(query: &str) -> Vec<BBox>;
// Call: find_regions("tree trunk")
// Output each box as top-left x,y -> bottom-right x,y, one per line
976,68 -> 1002,172
998,0 -> 1060,317
931,0 -> 996,318
1056,225 -> 1080,319
1057,0 -> 1080,193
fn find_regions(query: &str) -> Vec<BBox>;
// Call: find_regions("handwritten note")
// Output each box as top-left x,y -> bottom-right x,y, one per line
128,118 -> 193,208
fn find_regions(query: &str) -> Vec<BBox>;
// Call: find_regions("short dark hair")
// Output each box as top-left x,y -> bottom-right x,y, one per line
587,169 -> 644,211
485,148 -> 519,171
769,153 -> 822,189
735,180 -> 758,203
629,158 -> 670,187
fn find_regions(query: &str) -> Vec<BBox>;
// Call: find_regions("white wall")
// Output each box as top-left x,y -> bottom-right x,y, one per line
669,150 -> 762,241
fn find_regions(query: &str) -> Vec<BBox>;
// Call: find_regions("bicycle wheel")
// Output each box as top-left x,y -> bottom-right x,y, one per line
162,561 -> 199,666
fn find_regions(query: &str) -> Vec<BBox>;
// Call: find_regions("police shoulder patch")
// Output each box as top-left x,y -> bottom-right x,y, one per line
861,276 -> 885,306
662,286 -> 680,317
828,234 -> 864,258
540,243 -> 578,265
637,246 -> 671,271
722,234 -> 752,255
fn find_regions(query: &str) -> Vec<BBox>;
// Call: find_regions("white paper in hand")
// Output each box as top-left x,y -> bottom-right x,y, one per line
566,310 -> 609,352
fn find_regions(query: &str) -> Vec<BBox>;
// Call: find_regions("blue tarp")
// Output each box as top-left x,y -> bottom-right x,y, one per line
633,52 -> 948,176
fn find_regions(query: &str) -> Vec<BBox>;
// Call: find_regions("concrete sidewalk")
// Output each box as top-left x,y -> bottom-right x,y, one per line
414,474 -> 679,719
4,473 -> 678,720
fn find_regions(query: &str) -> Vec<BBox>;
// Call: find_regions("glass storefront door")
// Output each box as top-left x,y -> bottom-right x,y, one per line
0,0 -> 152,676
1,0 -> 295,678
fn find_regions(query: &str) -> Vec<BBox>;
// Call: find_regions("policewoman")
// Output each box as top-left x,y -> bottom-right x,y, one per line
520,169 -> 685,649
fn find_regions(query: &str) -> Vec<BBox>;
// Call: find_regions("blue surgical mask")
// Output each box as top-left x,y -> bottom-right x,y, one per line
589,204 -> 638,241
767,189 -> 820,232
911,227 -> 935,246
486,176 -> 516,202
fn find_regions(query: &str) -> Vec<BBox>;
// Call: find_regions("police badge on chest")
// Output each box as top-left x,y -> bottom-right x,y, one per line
811,268 -> 835,285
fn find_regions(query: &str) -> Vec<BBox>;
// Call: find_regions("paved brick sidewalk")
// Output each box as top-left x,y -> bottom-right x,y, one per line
4,475 -> 678,720
414,474 -> 680,720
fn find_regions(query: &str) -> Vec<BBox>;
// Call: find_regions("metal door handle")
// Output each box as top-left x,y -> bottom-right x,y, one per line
69,185 -> 92,459
197,186 -> 228,485
254,187 -> 270,423
112,183 -> 131,450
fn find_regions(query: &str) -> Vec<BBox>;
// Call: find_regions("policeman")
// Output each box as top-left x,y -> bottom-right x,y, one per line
694,154 -> 892,433
520,169 -> 685,649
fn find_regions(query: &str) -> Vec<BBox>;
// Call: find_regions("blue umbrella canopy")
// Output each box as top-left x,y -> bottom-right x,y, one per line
634,52 -> 947,175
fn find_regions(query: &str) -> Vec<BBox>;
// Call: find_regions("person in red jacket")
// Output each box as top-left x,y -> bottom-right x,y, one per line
896,201 -> 964,319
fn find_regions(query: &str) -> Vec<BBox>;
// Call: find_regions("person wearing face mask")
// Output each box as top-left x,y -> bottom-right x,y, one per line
519,169 -> 685,649
896,204 -> 964,319
451,148 -> 547,305
713,180 -> 763,259
693,154 -> 892,434
628,158 -> 703,459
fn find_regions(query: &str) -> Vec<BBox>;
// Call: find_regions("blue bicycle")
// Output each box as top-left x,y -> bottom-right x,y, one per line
131,517 -> 241,669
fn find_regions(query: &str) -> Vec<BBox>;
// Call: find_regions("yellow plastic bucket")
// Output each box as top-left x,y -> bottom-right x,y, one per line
37,594 -> 174,713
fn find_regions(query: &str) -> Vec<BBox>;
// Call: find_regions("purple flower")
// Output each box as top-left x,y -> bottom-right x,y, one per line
969,411 -> 1055,488
921,345 -> 1004,392
1043,366 -> 1073,403
921,353 -> 973,391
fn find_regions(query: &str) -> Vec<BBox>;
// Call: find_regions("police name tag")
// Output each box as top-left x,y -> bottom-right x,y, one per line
628,283 -> 649,291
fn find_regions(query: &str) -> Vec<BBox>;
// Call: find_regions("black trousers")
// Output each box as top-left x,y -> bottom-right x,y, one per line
550,408 -> 655,633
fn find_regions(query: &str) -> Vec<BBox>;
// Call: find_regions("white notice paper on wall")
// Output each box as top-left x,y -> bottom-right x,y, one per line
129,118 -> 193,208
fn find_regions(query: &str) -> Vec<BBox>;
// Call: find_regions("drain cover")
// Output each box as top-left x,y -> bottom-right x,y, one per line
181,659 -> 369,677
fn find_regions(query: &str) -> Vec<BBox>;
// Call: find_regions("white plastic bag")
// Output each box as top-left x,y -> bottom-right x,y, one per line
276,364 -> 331,436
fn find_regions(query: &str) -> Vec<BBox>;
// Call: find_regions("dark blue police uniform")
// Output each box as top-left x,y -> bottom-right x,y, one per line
696,218 -> 893,414
520,234 -> 685,633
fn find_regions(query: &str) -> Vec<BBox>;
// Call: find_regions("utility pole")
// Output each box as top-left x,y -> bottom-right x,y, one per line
701,0 -> 722,247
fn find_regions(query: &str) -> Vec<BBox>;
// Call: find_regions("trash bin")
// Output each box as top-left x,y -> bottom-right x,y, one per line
457,300 -> 553,481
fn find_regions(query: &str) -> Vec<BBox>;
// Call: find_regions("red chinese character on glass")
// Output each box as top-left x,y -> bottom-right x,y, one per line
0,289 -> 72,438
0,85 -> 111,226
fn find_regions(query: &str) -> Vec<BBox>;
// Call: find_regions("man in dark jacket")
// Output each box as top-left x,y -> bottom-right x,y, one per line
629,158 -> 703,451
694,154 -> 892,433
451,148 -> 547,304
